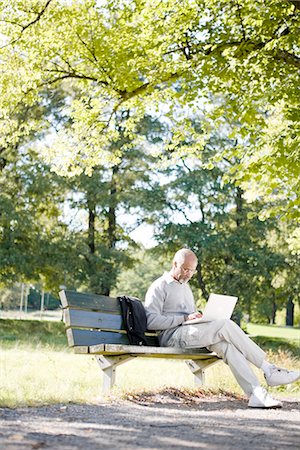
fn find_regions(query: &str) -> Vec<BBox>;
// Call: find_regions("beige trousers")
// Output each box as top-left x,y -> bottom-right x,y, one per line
167,319 -> 266,396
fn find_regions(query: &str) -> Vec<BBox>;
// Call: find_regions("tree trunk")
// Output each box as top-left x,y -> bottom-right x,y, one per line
101,165 -> 120,296
286,296 -> 294,326
88,202 -> 96,255
247,301 -> 252,323
270,298 -> 277,324
235,186 -> 243,227
196,262 -> 209,301
86,197 -> 98,294
107,165 -> 119,250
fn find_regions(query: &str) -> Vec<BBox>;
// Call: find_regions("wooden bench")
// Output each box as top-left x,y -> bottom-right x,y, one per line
59,290 -> 221,393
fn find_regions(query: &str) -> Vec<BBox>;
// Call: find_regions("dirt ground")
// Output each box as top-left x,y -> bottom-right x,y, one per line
1,389 -> 299,450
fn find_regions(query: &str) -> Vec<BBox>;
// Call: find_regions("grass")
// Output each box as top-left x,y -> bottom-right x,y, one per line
247,322 -> 300,341
0,318 -> 299,408
0,318 -> 67,348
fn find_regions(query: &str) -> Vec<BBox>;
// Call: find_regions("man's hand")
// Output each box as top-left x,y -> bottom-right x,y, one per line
185,312 -> 203,321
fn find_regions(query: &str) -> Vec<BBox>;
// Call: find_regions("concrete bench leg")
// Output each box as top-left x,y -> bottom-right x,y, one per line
95,355 -> 132,393
186,359 -> 220,387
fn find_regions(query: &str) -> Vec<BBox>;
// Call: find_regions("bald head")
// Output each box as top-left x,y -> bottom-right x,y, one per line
173,248 -> 198,266
171,248 -> 198,283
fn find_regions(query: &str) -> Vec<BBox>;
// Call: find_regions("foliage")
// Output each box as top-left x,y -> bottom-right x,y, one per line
0,146 -> 73,289
0,85 -> 76,290
145,134 -> 298,323
0,0 -> 299,222
61,114 -> 164,295
0,285 -> 22,310
0,81 -> 163,295
0,0 -> 299,316
111,249 -> 169,300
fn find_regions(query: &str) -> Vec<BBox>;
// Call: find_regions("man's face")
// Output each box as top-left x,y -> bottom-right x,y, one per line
173,254 -> 198,283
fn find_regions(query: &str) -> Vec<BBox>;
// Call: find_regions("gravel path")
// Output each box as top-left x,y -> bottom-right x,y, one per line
1,390 -> 299,450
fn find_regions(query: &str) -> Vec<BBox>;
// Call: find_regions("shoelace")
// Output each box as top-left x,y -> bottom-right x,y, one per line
262,389 -> 277,403
256,387 -> 266,398
262,389 -> 269,399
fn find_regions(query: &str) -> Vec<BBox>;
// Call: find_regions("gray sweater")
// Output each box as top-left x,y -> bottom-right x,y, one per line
144,272 -> 196,346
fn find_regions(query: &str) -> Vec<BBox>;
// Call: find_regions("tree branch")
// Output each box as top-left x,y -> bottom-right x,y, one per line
21,0 -> 53,32
119,68 -> 187,101
166,201 -> 193,224
188,32 -> 300,69
234,0 -> 246,41
164,15 -> 298,69
270,49 -> 300,68
41,72 -> 101,85
75,31 -> 98,64
1,0 -> 53,48
181,158 -> 192,173
287,0 -> 300,11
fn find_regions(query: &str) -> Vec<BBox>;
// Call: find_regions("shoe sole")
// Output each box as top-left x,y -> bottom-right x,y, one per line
267,382 -> 298,387
248,404 -> 282,409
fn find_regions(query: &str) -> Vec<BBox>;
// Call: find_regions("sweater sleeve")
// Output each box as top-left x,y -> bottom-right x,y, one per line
144,282 -> 185,330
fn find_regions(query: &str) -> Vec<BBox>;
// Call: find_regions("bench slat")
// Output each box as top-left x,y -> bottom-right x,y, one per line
66,328 -> 159,347
64,310 -> 158,346
64,309 -> 123,330
90,344 -> 214,357
60,290 -> 121,312
66,328 -> 130,347
73,346 -> 90,354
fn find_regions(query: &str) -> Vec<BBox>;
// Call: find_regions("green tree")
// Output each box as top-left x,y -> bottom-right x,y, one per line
265,225 -> 300,326
0,85 -> 78,290
147,136 -> 288,323
0,145 -> 73,289
62,114 -> 165,295
111,248 -> 168,300
1,0 -> 299,225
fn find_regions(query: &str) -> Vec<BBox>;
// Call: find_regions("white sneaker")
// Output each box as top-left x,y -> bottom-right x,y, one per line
248,387 -> 282,409
265,365 -> 300,387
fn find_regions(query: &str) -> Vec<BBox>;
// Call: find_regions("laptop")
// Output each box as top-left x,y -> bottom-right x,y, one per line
183,293 -> 238,325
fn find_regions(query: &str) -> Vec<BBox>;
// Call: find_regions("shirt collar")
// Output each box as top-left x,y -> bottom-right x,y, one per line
163,271 -> 180,284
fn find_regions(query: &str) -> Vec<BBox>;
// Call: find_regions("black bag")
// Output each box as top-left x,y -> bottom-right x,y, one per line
118,296 -> 148,346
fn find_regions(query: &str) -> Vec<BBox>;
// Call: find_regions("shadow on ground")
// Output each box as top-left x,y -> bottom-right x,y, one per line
122,387 -> 248,410
1,391 -> 299,450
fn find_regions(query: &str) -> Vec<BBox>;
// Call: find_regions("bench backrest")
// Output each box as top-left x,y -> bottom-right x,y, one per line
59,290 -> 159,348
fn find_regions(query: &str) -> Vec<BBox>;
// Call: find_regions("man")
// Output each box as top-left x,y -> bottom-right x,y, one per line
145,248 -> 300,408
